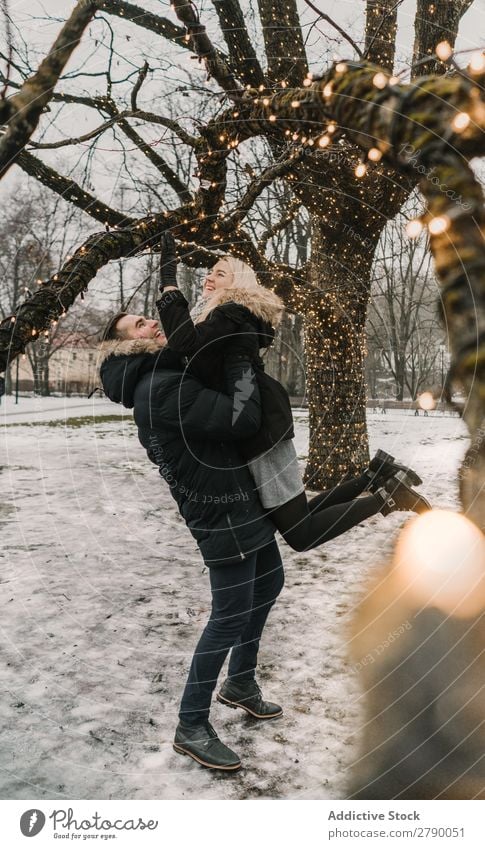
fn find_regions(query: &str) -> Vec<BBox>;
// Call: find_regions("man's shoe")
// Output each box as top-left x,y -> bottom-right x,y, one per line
376,471 -> 432,516
365,449 -> 422,492
217,678 -> 283,719
173,720 -> 241,771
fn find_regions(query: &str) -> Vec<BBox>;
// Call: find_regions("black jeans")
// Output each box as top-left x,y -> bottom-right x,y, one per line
179,538 -> 284,726
267,474 -> 382,552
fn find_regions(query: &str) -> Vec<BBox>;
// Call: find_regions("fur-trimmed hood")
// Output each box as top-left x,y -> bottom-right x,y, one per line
98,338 -> 182,407
97,336 -> 163,368
194,284 -> 284,328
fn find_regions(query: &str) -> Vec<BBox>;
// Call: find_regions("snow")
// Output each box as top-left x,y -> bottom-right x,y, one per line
1,394 -> 123,425
0,400 -> 468,799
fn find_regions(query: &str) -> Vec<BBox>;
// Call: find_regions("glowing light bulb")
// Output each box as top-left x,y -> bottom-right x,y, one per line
323,82 -> 333,99
335,62 -> 347,74
436,41 -> 452,61
318,135 -> 330,148
393,510 -> 485,619
469,51 -> 485,73
406,218 -> 424,238
355,162 -> 367,178
327,122 -> 337,134
428,215 -> 450,235
452,112 -> 471,132
418,391 -> 436,411
373,72 -> 388,89
368,147 -> 382,162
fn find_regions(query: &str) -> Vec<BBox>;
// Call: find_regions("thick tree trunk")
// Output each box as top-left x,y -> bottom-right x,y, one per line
303,217 -> 376,488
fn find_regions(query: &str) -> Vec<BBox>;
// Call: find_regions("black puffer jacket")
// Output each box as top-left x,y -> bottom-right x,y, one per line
99,338 -> 275,566
156,286 -> 294,459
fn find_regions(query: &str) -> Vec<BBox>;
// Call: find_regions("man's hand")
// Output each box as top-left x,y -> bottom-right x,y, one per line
159,231 -> 178,292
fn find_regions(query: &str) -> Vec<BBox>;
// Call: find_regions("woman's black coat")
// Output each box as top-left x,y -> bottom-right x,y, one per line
99,338 -> 275,566
156,286 -> 294,459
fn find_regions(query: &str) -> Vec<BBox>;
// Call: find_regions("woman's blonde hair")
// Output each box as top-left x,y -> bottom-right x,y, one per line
218,255 -> 259,289
194,253 -> 284,327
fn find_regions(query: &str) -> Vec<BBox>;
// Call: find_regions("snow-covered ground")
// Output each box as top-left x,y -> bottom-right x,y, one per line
0,400 -> 468,799
1,393 -> 122,425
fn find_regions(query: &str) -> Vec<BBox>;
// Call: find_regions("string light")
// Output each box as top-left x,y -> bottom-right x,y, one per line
452,112 -> 471,132
393,511 -> 485,619
469,51 -> 485,73
368,147 -> 382,162
373,72 -> 388,89
355,162 -> 367,178
418,391 -> 435,411
428,215 -> 450,235
436,40 -> 452,61
406,218 -> 424,238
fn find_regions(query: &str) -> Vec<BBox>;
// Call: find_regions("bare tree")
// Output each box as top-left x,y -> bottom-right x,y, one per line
367,208 -> 446,400
0,181 -> 86,392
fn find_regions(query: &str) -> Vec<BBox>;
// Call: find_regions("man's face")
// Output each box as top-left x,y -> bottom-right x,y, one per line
116,314 -> 166,347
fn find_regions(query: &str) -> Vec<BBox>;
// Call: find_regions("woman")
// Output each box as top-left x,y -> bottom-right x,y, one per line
156,235 -> 431,550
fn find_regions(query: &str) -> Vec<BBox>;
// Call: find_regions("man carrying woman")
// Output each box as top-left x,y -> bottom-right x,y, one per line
98,237 -> 430,771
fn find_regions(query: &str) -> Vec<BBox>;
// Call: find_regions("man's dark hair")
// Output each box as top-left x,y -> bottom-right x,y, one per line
100,311 -> 127,342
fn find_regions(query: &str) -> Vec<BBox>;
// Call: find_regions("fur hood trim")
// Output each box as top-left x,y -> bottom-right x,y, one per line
97,337 -> 161,366
195,285 -> 284,327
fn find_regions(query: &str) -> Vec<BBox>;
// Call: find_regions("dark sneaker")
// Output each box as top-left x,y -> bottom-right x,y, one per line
217,678 -> 283,719
365,449 -> 422,492
173,720 -> 241,771
376,472 -> 432,516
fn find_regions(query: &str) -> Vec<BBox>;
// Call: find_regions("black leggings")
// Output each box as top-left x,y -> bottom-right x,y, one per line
266,473 -> 381,552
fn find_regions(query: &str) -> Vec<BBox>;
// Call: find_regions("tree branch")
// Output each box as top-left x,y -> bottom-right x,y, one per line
211,0 -> 266,88
29,108 -> 198,151
303,0 -> 364,59
170,0 -> 243,100
98,0 -> 188,48
224,152 -> 303,229
15,150 -> 133,228
101,99 -> 193,203
257,0 -> 308,85
0,206 -> 313,368
0,0 -> 98,179
412,0 -> 475,77
130,60 -> 149,110
364,0 -> 400,71
257,198 -> 302,249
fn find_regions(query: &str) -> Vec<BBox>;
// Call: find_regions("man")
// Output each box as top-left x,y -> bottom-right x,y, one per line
99,311 -> 283,772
